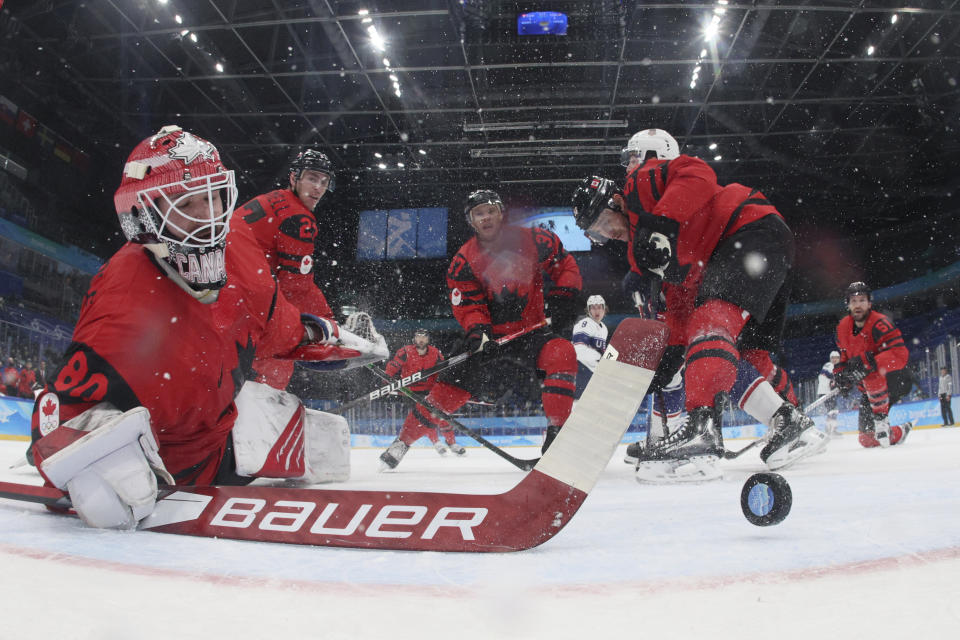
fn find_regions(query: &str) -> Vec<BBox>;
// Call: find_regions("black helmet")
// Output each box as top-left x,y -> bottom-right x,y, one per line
290,149 -> 334,185
414,328 -> 430,341
463,189 -> 502,221
845,281 -> 871,303
571,175 -> 620,230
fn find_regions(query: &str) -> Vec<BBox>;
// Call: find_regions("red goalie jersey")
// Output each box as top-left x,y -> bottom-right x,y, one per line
446,225 -> 582,337
31,223 -> 305,485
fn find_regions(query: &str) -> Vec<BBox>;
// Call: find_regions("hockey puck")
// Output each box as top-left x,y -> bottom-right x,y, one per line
740,472 -> 792,527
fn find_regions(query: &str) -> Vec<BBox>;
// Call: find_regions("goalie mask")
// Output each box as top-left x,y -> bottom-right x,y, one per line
114,125 -> 237,292
620,129 -> 680,167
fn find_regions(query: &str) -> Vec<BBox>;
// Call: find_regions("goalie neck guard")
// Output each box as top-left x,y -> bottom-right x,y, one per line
114,125 -> 237,292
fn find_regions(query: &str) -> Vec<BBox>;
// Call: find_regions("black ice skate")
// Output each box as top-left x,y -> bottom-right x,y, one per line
379,439 -> 410,471
760,403 -> 827,470
635,406 -> 724,483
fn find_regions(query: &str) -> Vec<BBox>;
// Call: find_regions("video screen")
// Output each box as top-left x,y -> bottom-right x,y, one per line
512,207 -> 592,252
357,208 -> 448,260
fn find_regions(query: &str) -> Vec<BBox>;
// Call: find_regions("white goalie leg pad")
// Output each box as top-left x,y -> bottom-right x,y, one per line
232,381 -> 350,482
232,381 -> 307,478
41,407 -> 168,529
301,409 -> 351,483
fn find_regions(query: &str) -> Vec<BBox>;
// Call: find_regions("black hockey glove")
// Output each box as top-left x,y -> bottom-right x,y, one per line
834,356 -> 872,394
622,270 -> 662,319
464,324 -> 500,358
632,228 -> 673,277
545,291 -> 578,335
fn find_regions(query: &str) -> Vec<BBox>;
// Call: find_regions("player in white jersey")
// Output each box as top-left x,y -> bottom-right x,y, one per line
818,350 -> 841,436
572,295 -> 609,398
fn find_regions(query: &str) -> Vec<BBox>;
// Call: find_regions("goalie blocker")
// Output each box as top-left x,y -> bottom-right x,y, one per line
5,319 -> 668,552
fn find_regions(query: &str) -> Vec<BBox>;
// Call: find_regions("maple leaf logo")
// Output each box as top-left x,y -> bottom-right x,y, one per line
168,131 -> 215,164
490,285 -> 528,325
41,397 -> 57,417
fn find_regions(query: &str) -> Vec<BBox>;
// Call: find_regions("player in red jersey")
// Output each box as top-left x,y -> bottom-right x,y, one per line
233,149 -> 336,389
381,190 -> 581,465
573,129 -> 825,478
379,328 -> 466,470
834,282 -> 914,447
28,126 -> 386,530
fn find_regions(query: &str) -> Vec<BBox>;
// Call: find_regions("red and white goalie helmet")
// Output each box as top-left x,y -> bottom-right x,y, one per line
113,125 -> 238,291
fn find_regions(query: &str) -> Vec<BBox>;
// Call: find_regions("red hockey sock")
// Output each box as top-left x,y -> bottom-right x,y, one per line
684,300 -> 749,410
537,338 -> 577,426
743,349 -> 798,406
398,411 -> 438,446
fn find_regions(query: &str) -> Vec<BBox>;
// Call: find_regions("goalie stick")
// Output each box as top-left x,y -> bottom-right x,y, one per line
0,319 -> 666,553
331,320 -> 548,415
364,363 -> 540,472
723,388 -> 840,460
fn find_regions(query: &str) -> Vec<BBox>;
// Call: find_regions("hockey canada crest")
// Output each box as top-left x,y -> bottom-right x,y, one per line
300,255 -> 313,274
168,132 -> 216,164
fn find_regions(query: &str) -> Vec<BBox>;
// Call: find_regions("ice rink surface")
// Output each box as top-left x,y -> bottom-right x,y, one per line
2,427 -> 959,640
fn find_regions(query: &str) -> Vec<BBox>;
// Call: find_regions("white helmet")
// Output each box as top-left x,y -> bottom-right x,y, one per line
586,294 -> 607,311
829,351 -> 840,359
621,129 -> 680,166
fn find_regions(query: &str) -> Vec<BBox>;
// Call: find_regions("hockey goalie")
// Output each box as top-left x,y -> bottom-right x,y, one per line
28,126 -> 387,529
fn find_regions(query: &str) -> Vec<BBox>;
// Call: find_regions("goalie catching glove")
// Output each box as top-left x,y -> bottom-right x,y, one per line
286,311 -> 389,371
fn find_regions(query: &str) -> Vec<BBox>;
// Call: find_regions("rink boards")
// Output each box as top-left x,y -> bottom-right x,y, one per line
2,393 -> 957,447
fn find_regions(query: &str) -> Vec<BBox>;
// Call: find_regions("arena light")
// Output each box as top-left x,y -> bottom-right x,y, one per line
367,25 -> 386,52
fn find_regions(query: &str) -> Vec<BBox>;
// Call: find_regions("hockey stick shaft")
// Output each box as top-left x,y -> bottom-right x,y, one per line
365,363 -> 540,471
332,320 -> 548,414
723,388 -> 840,460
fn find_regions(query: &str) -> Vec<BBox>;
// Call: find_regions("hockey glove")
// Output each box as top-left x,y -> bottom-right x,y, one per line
622,269 -> 662,319
834,356 -> 871,394
301,313 -> 339,345
464,324 -> 500,358
545,290 -> 578,335
632,228 -> 673,277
